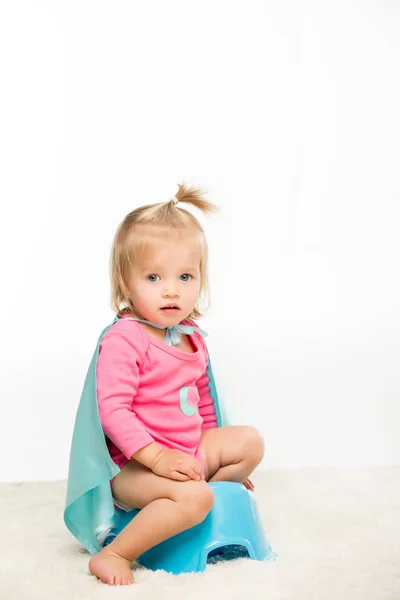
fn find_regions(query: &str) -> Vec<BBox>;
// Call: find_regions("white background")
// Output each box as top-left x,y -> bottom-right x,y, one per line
0,1 -> 399,482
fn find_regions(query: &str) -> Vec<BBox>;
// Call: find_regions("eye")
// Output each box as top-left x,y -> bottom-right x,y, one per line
180,273 -> 192,282
147,274 -> 160,282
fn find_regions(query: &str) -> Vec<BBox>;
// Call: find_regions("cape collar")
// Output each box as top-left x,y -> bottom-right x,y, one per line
118,316 -> 208,347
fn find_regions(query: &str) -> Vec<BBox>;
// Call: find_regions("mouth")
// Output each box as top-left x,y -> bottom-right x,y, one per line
160,305 -> 181,312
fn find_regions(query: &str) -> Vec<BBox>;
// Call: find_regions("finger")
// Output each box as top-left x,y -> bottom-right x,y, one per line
170,471 -> 191,481
189,466 -> 202,481
179,463 -> 202,481
193,458 -> 206,480
178,452 -> 204,480
184,456 -> 202,472
192,464 -> 204,479
243,479 -> 254,491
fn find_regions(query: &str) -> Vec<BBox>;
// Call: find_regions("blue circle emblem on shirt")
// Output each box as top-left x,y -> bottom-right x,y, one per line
179,386 -> 199,417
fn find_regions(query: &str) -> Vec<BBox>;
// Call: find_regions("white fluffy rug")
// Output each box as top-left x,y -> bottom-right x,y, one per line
0,467 -> 399,600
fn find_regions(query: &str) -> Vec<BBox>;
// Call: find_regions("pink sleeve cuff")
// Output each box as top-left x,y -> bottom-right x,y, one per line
121,432 -> 156,460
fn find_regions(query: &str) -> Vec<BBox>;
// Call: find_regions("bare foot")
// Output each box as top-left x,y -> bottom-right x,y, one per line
89,546 -> 135,585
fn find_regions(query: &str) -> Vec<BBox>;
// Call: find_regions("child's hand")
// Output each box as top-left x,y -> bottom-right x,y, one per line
151,448 -> 205,482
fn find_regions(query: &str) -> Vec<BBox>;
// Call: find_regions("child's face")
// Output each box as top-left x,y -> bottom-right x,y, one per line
128,235 -> 202,325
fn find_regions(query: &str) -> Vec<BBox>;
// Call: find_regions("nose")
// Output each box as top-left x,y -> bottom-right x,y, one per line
162,280 -> 179,298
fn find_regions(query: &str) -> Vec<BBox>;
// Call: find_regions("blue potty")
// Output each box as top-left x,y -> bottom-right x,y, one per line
102,481 -> 277,575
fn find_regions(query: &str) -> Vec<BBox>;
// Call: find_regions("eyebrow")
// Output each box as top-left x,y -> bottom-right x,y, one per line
140,266 -> 199,274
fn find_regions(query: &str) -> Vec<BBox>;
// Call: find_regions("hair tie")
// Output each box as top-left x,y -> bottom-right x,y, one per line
171,196 -> 179,205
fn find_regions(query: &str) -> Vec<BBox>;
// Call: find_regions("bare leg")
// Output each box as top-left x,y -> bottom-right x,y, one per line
89,460 -> 214,585
199,425 -> 265,484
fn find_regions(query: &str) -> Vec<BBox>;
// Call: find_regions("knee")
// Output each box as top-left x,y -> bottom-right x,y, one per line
243,426 -> 265,465
177,482 -> 214,526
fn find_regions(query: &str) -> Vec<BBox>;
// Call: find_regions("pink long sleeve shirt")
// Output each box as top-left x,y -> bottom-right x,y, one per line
96,315 -> 218,471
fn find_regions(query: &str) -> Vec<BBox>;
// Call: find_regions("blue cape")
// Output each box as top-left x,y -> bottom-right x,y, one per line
63,316 -> 229,554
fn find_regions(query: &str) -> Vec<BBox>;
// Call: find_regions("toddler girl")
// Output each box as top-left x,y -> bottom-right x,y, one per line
88,184 -> 265,585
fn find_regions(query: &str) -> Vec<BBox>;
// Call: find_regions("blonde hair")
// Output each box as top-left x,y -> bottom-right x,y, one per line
110,183 -> 219,320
